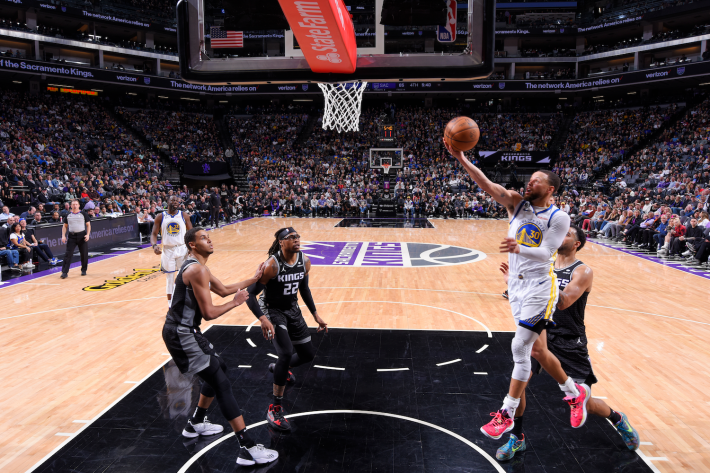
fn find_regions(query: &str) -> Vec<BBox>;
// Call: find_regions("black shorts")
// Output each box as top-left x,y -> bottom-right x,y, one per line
162,322 -> 216,375
532,332 -> 598,386
267,306 -> 311,344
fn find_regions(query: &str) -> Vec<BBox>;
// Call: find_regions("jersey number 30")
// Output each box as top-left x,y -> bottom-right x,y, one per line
283,282 -> 299,295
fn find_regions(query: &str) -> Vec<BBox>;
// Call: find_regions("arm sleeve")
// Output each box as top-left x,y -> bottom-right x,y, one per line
298,274 -> 317,314
517,211 -> 570,263
245,282 -> 266,318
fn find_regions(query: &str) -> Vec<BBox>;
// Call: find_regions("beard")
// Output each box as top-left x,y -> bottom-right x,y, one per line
523,188 -> 544,201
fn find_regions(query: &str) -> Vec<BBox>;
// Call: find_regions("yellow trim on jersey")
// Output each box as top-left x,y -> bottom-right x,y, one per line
542,253 -> 559,320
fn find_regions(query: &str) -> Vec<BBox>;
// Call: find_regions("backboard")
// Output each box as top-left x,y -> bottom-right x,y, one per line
177,0 -> 495,85
370,148 -> 404,173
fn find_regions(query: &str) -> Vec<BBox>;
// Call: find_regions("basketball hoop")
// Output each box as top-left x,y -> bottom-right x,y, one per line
382,163 -> 391,174
318,82 -> 368,133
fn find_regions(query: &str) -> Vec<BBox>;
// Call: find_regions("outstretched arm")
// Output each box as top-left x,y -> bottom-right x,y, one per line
557,264 -> 593,310
209,262 -> 264,297
184,265 -> 247,321
442,138 -> 522,213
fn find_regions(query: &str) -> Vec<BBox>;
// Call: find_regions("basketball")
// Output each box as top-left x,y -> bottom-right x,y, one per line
444,116 -> 480,152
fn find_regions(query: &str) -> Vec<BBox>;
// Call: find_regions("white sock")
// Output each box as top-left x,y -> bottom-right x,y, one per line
559,377 -> 580,397
501,395 -> 520,418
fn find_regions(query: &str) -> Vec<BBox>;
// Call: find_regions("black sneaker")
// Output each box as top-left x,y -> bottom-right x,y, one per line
60,273 -> 68,279
502,290 -> 508,300
266,404 -> 291,432
81,271 -> 87,276
268,363 -> 295,383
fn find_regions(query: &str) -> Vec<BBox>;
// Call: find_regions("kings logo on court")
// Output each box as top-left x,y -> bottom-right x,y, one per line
300,241 -> 486,267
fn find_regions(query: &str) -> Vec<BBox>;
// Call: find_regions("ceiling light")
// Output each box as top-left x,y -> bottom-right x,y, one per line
628,91 -> 636,94
91,89 -> 103,92
293,99 -> 313,102
49,84 -> 73,88
12,81 -> 21,84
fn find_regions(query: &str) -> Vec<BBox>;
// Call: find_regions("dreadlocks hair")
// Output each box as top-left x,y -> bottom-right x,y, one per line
185,226 -> 204,252
268,228 -> 289,257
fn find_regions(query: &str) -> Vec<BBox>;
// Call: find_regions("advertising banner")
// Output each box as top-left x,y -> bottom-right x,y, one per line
279,0 -> 357,73
34,214 -> 139,256
478,151 -> 554,167
1,57 -> 709,95
183,161 -> 230,176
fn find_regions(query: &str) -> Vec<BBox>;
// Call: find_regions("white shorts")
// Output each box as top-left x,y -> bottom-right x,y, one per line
161,245 -> 188,273
508,273 -> 559,329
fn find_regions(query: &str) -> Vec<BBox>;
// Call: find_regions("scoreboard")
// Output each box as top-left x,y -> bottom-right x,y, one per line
379,123 -> 395,145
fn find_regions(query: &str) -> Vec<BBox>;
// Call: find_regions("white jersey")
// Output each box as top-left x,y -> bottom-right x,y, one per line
507,200 -> 570,277
161,211 -> 187,248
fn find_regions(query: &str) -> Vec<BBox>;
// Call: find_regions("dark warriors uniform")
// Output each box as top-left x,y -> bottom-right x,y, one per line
162,257 -> 216,375
533,259 -> 598,385
260,250 -> 311,344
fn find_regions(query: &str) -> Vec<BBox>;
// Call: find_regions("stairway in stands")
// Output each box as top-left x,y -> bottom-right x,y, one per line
293,114 -> 319,147
547,111 -> 576,153
590,94 -> 707,183
108,105 -> 181,186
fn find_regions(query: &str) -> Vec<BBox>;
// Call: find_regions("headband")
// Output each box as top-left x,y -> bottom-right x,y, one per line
278,227 -> 297,240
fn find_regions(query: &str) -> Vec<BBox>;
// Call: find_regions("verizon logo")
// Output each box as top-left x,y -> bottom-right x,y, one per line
645,70 -> 670,78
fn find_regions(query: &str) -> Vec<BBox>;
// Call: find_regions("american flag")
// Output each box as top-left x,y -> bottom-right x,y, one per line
210,27 -> 243,48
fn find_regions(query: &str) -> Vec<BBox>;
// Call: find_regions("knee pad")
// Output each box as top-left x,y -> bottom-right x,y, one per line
166,272 -> 175,295
511,335 -> 533,382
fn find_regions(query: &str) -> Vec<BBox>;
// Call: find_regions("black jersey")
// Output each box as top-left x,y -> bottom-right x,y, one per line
165,257 -> 204,329
263,250 -> 306,311
552,260 -> 589,338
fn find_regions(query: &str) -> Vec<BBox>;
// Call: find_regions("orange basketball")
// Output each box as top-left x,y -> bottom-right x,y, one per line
444,116 -> 480,152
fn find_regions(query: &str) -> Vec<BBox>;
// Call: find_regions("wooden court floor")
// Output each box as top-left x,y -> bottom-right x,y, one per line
0,217 -> 708,472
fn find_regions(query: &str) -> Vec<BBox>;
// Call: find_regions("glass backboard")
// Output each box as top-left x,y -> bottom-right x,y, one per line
177,0 -> 494,85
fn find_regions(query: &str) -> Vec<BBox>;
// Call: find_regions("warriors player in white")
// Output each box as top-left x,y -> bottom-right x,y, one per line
152,196 -> 193,302
443,139 -> 589,440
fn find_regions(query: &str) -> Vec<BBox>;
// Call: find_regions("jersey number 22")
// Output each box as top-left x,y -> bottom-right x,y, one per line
283,282 -> 299,295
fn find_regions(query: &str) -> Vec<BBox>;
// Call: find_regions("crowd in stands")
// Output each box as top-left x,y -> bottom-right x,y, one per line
117,107 -> 225,168
1,83 -> 708,276
0,90 -> 186,270
554,104 -> 679,189
553,95 -> 710,266
226,104 -> 566,220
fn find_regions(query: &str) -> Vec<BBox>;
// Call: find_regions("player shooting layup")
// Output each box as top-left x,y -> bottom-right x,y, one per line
443,138 -> 589,439
152,196 -> 193,302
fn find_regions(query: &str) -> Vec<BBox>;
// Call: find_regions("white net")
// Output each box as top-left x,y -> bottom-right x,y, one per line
318,82 -> 368,133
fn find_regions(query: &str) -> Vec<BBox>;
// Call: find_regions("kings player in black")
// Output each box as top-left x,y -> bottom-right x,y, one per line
496,225 -> 640,461
246,227 -> 328,432
161,227 -> 278,466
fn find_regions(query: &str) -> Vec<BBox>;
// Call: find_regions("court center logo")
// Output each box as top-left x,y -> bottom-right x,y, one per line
516,223 -> 543,247
300,241 -> 486,267
83,268 -> 161,291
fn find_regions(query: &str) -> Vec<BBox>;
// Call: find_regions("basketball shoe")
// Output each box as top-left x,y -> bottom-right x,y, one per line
496,434 -> 526,461
480,410 -> 514,439
182,416 -> 225,438
268,363 -> 296,383
236,444 -> 279,466
564,383 -> 590,428
267,404 -> 291,432
613,412 -> 640,450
